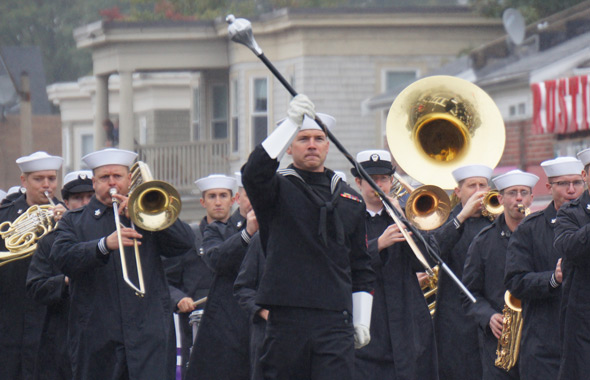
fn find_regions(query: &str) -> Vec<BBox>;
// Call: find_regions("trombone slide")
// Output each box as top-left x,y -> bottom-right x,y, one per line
110,188 -> 145,297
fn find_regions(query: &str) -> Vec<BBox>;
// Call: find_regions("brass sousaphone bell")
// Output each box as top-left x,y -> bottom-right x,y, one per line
386,75 -> 506,190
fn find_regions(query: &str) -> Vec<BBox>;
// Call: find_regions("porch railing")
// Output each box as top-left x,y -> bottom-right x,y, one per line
136,140 -> 230,195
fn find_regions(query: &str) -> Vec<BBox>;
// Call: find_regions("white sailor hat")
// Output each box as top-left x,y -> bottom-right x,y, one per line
62,170 -> 94,199
195,174 -> 237,194
16,151 -> 63,173
492,169 -> 539,191
334,170 -> 348,183
7,186 -> 23,195
351,150 -> 394,177
0,190 -> 6,203
300,112 -> 336,131
452,164 -> 493,183
82,148 -> 137,170
541,157 -> 584,178
234,171 -> 243,188
576,148 -> 590,167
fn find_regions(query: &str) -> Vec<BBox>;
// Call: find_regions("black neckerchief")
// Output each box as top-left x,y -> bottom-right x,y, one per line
279,164 -> 345,246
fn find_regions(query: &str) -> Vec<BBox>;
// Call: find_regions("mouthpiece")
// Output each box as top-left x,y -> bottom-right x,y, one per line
109,188 -> 117,196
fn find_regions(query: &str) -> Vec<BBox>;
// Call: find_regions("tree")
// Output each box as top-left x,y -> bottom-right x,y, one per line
0,0 -> 126,84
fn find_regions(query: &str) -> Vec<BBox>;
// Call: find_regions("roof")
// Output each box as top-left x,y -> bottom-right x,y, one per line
363,1 -> 590,111
0,46 -> 52,115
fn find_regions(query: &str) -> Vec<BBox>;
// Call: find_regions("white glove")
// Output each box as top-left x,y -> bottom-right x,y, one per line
261,94 -> 316,160
287,94 -> 316,126
352,291 -> 373,349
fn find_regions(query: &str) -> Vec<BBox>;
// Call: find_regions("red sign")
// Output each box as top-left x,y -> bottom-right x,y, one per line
531,75 -> 590,134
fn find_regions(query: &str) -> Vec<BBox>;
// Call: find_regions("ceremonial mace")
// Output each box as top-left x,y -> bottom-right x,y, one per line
226,15 -> 476,304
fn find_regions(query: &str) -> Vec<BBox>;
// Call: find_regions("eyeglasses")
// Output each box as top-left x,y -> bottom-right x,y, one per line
549,180 -> 585,188
504,189 -> 531,197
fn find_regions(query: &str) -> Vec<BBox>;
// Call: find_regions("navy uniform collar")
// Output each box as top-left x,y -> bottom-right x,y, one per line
494,213 -> 512,238
581,191 -> 590,215
543,201 -> 558,226
88,195 -> 111,219
229,209 -> 246,230
279,165 -> 343,194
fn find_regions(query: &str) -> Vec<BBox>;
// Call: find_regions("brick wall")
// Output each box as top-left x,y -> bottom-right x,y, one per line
0,114 -> 62,191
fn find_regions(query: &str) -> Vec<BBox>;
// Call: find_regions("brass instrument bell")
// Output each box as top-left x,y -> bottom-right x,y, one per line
386,76 -> 505,190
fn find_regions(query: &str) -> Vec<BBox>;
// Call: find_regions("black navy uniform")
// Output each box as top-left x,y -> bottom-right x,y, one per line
0,194 -> 60,380
234,233 -> 266,380
185,209 -> 250,380
553,191 -> 590,380
163,216 -> 214,378
26,231 -> 71,380
241,145 -> 375,380
505,203 -> 562,380
431,204 -> 490,380
462,214 -> 519,379
50,195 -> 194,380
355,210 -> 438,380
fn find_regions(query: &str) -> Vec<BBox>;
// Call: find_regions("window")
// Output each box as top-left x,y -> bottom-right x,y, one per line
212,84 -> 228,139
385,70 -> 418,92
252,78 -> 268,147
509,102 -> 526,118
81,134 -> 93,159
192,87 -> 200,141
231,79 -> 239,153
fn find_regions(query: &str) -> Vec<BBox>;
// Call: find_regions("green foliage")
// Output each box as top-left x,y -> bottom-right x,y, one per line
469,0 -> 588,23
0,0 -> 126,83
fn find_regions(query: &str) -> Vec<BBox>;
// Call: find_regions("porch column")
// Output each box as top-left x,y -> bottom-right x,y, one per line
93,74 -> 109,150
118,71 -> 135,151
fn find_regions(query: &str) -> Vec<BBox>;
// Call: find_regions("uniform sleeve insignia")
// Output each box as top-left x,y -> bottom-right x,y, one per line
340,192 -> 362,203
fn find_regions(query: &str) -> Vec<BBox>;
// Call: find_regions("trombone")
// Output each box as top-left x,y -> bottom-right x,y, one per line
111,187 -> 145,297
111,161 -> 182,297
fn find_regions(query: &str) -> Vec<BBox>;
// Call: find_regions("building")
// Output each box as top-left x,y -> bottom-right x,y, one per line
49,6 -> 505,220
366,1 -> 590,208
0,46 -> 61,191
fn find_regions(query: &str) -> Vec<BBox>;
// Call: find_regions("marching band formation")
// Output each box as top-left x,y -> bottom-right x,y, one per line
1,82 -> 590,380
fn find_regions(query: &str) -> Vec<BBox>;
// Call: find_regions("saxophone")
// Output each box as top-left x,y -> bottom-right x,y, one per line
495,290 -> 523,371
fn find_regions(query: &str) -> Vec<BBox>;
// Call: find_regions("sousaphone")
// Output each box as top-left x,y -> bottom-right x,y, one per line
386,75 -> 506,190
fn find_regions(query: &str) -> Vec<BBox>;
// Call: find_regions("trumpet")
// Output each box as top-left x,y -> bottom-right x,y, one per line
482,190 -> 503,221
517,203 -> 530,216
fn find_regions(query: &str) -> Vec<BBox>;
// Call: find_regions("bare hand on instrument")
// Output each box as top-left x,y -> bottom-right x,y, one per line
457,190 -> 486,223
386,195 -> 404,216
490,313 -> 504,339
52,204 -> 67,222
257,308 -> 269,321
177,297 -> 196,313
377,224 -> 409,251
287,94 -> 316,126
105,227 -> 142,250
554,258 -> 563,284
246,209 -> 259,236
416,272 -> 430,288
111,193 -> 130,218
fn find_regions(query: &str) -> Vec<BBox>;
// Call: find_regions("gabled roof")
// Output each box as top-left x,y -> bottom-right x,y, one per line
0,46 -> 52,115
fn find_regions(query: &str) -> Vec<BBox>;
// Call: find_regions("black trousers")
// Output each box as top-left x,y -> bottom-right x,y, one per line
260,307 -> 354,380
